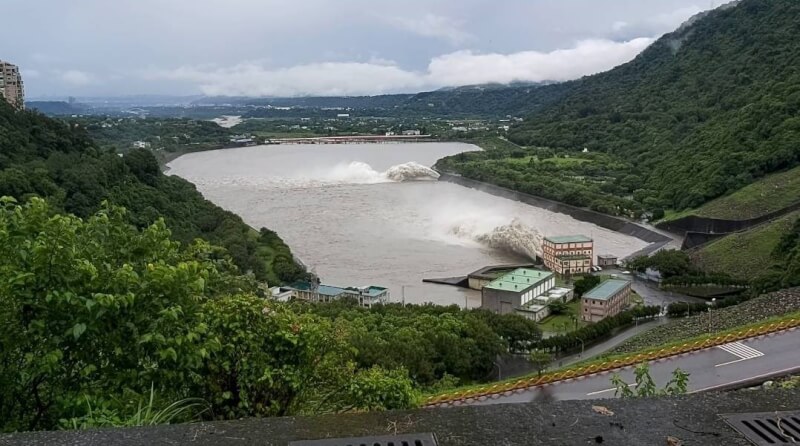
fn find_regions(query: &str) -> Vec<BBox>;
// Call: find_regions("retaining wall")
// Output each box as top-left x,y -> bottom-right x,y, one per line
437,172 -> 672,244
657,201 -> 800,235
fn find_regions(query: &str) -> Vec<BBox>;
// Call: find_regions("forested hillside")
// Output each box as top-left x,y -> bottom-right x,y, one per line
442,0 -> 800,216
0,102 -> 305,284
237,82 -> 571,119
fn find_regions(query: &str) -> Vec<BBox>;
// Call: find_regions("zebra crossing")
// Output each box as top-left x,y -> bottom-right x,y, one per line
716,341 -> 765,367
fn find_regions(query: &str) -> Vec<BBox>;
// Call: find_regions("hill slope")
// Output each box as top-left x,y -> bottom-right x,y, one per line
690,211 -> 799,277
664,165 -> 800,221
442,0 -> 800,216
0,102 -> 305,284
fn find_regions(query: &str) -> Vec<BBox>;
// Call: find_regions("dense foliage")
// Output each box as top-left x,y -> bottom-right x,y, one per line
300,300 -> 542,387
0,102 -> 305,285
751,216 -> 800,293
75,116 -> 231,155
533,306 -> 661,353
441,0 -> 800,216
0,199 -> 419,431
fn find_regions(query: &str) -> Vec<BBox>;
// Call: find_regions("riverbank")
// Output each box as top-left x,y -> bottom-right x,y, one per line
436,171 -> 675,247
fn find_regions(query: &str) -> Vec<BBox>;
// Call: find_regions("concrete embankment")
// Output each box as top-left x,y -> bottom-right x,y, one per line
658,201 -> 800,249
657,201 -> 800,235
436,172 -> 672,245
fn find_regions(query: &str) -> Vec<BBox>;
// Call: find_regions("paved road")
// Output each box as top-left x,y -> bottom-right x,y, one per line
599,268 -> 705,307
460,328 -> 800,406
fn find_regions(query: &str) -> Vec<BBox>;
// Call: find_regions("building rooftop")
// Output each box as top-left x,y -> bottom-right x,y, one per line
358,286 -> 389,298
598,254 -> 618,259
583,279 -> 631,301
317,285 -> 353,297
484,268 -> 553,292
545,235 -> 593,244
468,264 -> 538,281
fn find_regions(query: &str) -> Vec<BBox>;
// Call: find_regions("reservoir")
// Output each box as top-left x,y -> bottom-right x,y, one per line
168,142 -> 648,307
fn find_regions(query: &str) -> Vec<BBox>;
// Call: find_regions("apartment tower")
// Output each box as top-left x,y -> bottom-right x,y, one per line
0,60 -> 25,109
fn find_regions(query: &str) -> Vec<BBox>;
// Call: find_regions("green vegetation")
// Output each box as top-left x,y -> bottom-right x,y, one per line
666,166 -> 800,221
527,350 -> 554,376
612,288 -> 800,354
0,100 -> 557,433
441,0 -> 800,217
0,198 -> 544,432
300,301 -> 543,388
429,306 -> 800,400
0,199 -> 419,431
0,102 -> 305,285
437,148 -> 641,217
538,300 -> 585,333
611,364 -> 689,398
74,116 -> 231,156
534,305 -> 661,353
691,212 -> 800,278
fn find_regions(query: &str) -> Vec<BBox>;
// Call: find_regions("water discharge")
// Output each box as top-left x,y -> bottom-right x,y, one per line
168,142 -> 648,307
320,161 -> 439,184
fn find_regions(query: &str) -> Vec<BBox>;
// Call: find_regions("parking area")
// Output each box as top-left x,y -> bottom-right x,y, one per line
593,268 -> 705,308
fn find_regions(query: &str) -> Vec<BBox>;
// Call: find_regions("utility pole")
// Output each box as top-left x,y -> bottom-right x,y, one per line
708,298 -> 716,332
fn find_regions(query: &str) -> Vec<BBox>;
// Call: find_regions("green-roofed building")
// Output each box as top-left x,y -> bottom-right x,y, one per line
581,279 -> 632,323
481,268 -> 573,322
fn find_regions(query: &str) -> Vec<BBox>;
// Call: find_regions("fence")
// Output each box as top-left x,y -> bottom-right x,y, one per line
423,316 -> 800,407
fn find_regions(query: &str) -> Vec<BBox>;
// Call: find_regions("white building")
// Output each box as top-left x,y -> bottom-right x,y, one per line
131,141 -> 150,149
402,129 -> 421,136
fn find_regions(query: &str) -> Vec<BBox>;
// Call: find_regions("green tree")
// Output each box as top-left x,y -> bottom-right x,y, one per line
547,300 -> 570,315
573,275 -> 602,297
0,199 -> 416,432
611,363 -> 690,398
528,350 -> 554,376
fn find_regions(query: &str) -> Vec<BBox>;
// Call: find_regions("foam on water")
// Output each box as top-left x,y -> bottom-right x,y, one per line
450,219 -> 543,260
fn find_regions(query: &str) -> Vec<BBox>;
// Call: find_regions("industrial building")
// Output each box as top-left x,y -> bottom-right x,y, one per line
580,279 -> 632,323
542,235 -> 594,275
0,60 -> 25,109
597,254 -> 618,268
466,264 -> 539,291
481,268 -> 573,322
282,281 -> 390,308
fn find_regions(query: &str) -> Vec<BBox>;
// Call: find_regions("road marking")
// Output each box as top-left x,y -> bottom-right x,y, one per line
716,341 -> 764,367
586,383 -> 637,396
691,365 -> 800,393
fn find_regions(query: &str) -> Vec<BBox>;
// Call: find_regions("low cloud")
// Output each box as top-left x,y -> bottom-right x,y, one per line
425,38 -> 653,86
389,13 -> 472,45
145,61 -> 425,97
60,70 -> 94,86
610,5 -> 703,40
145,37 -> 654,97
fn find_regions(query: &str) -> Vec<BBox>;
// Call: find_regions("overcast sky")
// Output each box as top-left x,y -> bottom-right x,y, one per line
2,0 -> 713,98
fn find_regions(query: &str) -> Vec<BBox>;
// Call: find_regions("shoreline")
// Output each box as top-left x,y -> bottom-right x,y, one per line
435,171 -> 676,249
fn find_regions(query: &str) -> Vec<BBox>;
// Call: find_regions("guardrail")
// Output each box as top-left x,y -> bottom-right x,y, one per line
423,316 -> 800,407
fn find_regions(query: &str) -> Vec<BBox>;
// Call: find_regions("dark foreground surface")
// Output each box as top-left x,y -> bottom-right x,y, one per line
2,389 -> 799,446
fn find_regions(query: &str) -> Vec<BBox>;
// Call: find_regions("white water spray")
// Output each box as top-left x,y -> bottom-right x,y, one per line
449,218 -> 543,260
318,161 -> 439,184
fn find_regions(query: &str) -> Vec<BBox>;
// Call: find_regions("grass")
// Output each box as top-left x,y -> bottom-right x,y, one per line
661,165 -> 800,222
690,211 -> 799,278
694,165 -> 800,219
62,386 -> 209,430
425,310 -> 800,401
538,300 -> 586,333
470,136 -> 525,151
